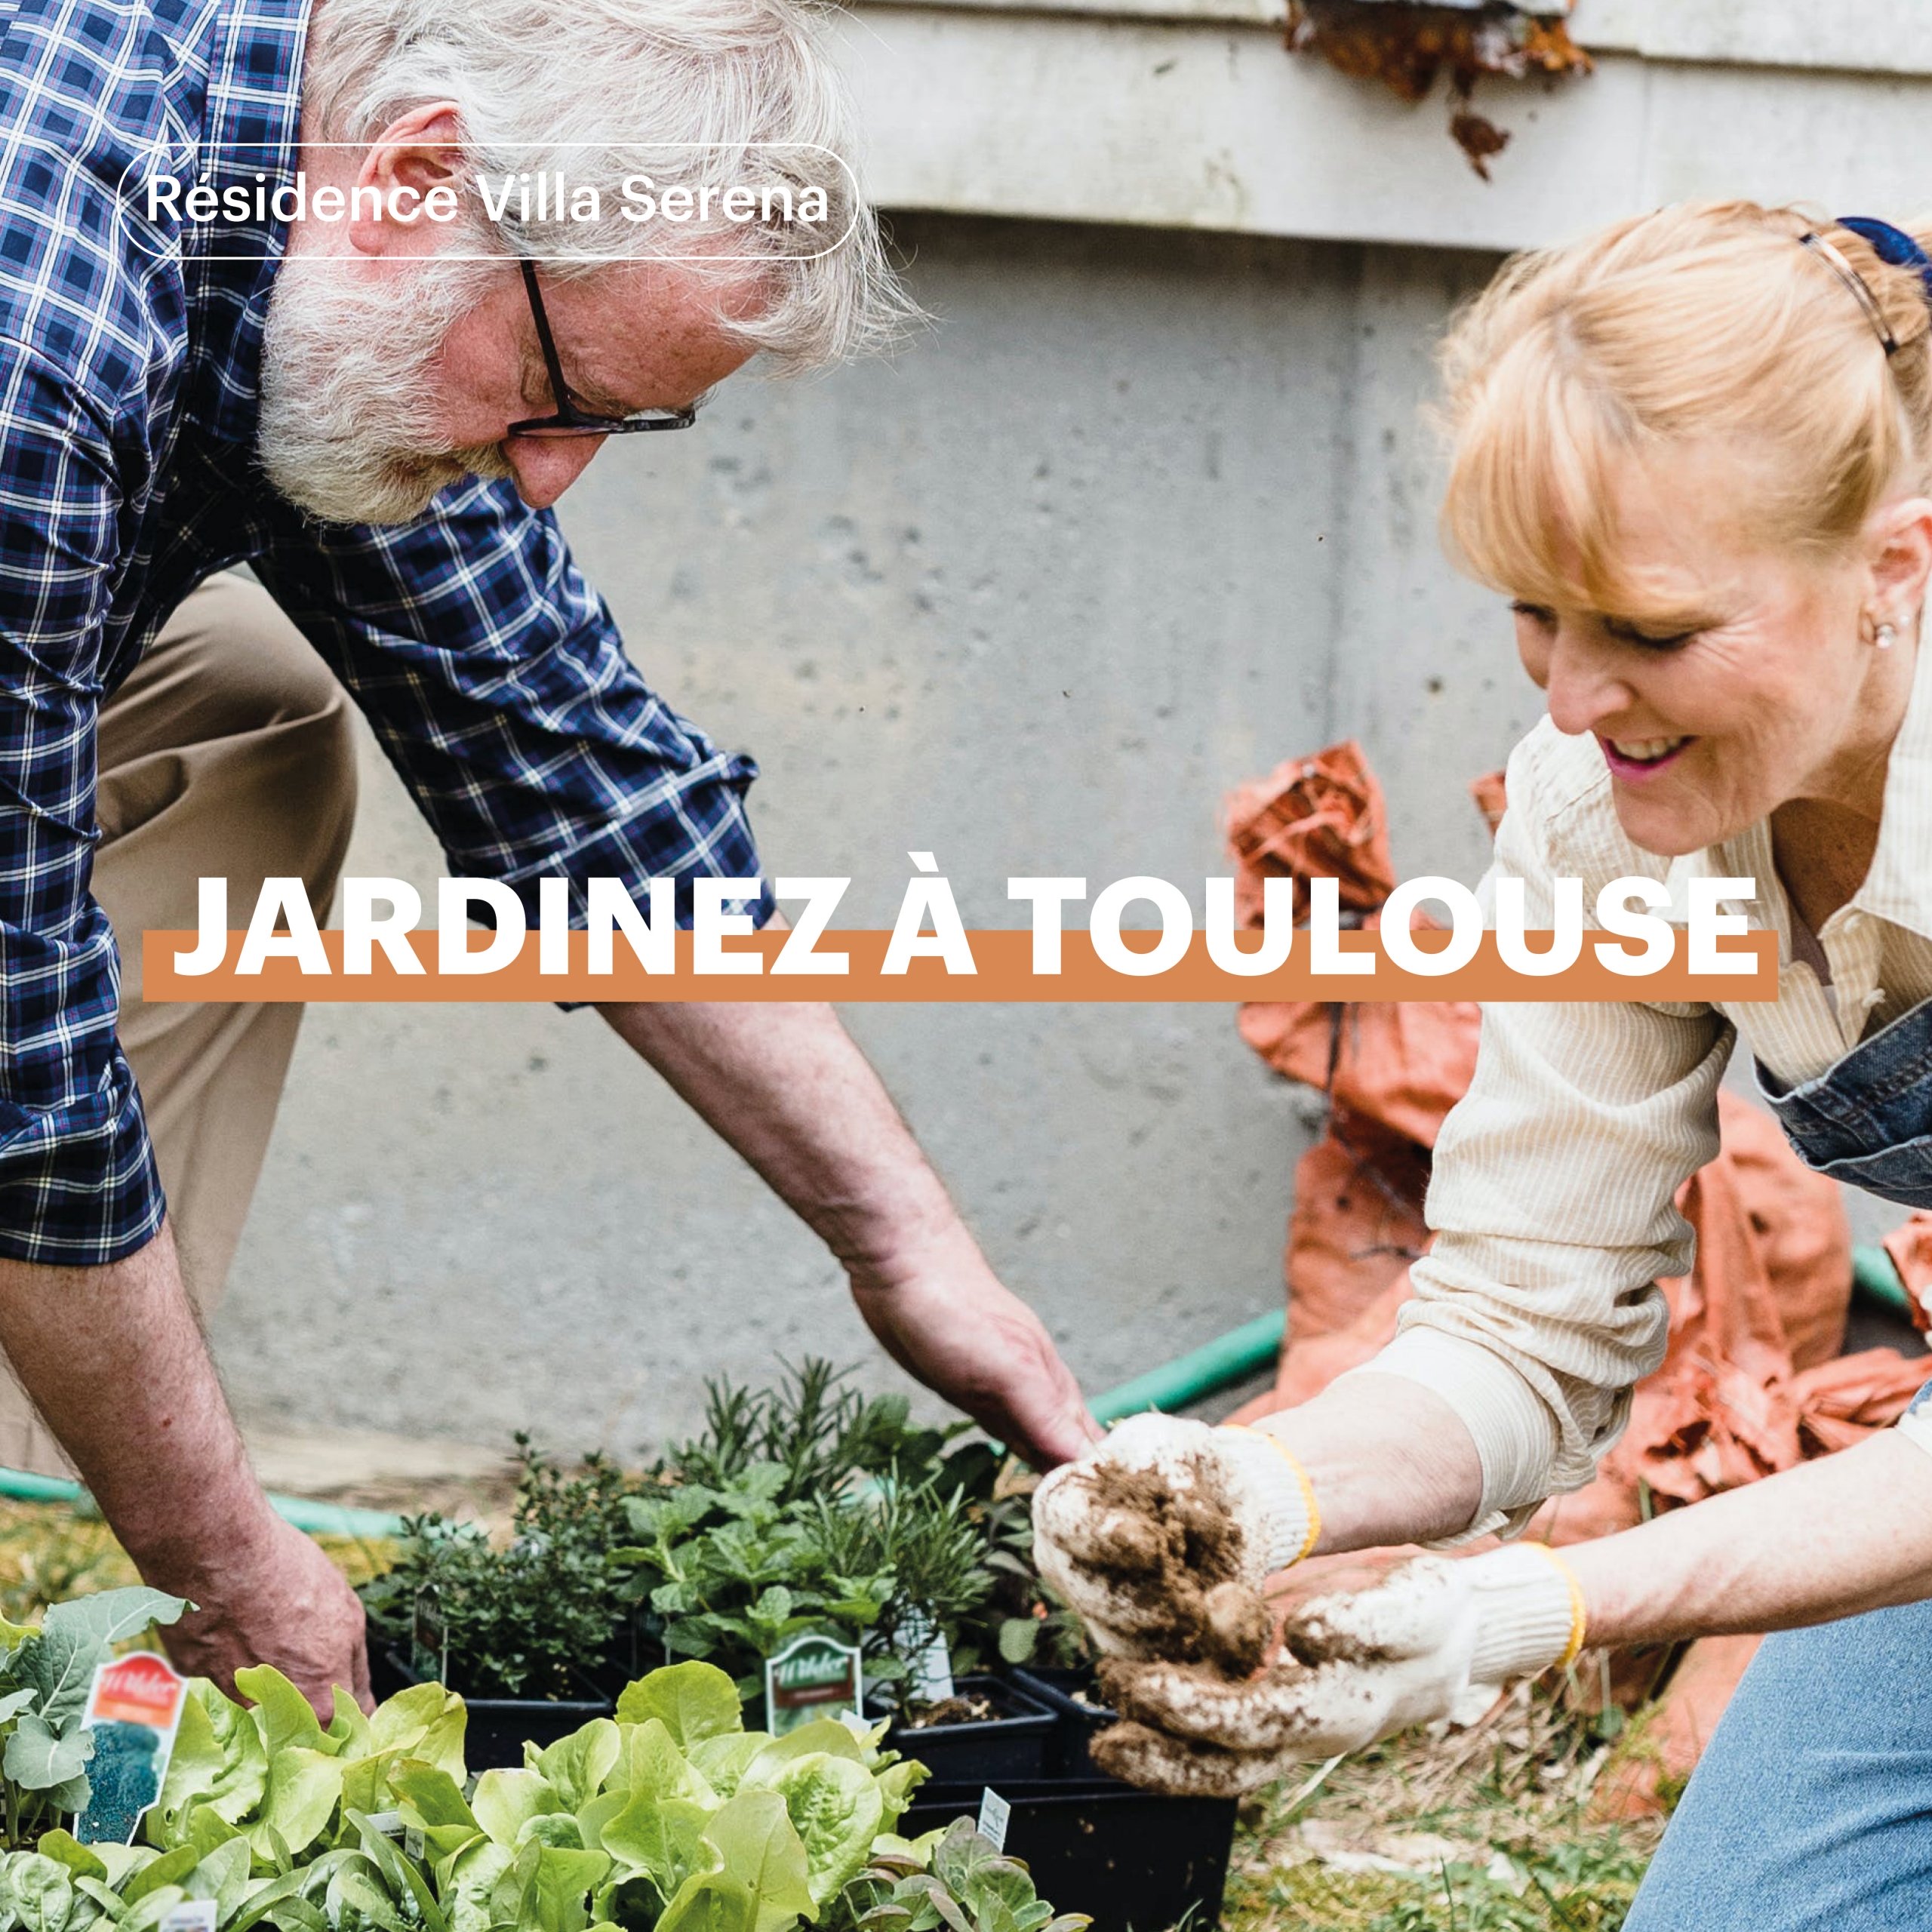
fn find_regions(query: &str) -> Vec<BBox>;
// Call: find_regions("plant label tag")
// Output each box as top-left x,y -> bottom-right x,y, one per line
158,1903 -> 218,1932
365,1810 -> 405,1838
764,1632 -> 864,1737
977,1789 -> 1011,1854
412,1585 -> 449,1684
900,1615 -> 955,1704
73,1652 -> 188,1846
405,1826 -> 426,1860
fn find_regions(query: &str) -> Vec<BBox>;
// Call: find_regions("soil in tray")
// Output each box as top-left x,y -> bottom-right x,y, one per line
901,1694 -> 1000,1728
878,1674 -> 1056,1783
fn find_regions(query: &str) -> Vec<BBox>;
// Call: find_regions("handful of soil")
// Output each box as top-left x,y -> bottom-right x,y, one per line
1082,1463 -> 1271,1678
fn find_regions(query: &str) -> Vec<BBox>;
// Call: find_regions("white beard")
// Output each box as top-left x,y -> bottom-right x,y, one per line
257,254 -> 516,526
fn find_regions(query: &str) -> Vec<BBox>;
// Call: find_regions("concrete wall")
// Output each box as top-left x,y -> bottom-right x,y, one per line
210,217 -> 1550,1456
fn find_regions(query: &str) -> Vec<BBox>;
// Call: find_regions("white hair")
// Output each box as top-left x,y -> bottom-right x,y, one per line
300,0 -> 916,371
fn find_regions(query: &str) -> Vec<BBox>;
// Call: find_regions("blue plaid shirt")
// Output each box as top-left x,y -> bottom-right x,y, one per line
0,0 -> 772,1264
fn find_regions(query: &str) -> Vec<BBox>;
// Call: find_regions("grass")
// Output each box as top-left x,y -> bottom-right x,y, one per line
1222,1670 -> 1669,1932
0,1497 -> 396,1626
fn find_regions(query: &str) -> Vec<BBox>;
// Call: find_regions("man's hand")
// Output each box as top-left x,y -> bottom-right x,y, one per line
0,1223 -> 371,1724
165,1518 -> 372,1718
848,1231 -> 1098,1469
1092,1547 -> 1582,1796
1030,1415 -> 1317,1660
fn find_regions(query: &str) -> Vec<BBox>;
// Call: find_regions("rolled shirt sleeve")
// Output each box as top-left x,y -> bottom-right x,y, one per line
253,478 -> 773,927
1341,719 -> 1733,1529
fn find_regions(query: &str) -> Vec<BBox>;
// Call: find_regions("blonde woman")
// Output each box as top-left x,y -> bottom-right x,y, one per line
1030,203 -> 1932,1927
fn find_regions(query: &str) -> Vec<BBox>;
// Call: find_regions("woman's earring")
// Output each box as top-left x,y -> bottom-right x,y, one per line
1877,620 -> 1899,649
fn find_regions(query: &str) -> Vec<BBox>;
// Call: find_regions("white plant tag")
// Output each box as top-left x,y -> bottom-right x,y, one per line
158,1904 -> 218,1932
900,1617 -> 955,1704
977,1789 -> 1011,1854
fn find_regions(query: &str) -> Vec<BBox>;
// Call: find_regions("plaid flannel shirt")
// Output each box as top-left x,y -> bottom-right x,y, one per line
0,0 -> 771,1265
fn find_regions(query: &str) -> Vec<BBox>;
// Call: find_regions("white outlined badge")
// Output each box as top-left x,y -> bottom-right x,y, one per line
73,1651 -> 189,1845
764,1632 -> 864,1737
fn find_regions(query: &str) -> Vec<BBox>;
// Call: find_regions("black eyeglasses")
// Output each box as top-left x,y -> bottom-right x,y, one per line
508,258 -> 700,438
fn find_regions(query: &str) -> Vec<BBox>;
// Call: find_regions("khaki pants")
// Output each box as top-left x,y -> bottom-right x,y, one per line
0,572 -> 359,1473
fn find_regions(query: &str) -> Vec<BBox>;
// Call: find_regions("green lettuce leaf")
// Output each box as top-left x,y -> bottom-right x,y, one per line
700,1791 -> 814,1932
533,1724 -> 620,1814
592,1792 -> 716,1896
761,1755 -> 882,1908
245,1746 -> 342,1863
232,1668 -> 331,1763
614,1666 -> 741,1749
155,1684 -> 269,1833
656,1871 -> 756,1932
472,1770 -> 565,1850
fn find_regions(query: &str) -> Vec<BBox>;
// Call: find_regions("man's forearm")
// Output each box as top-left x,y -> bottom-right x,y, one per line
0,1222 -> 280,1584
1565,1432 -> 1932,1645
598,996 -> 1098,1465
599,998 -> 960,1284
0,1220 -> 373,1710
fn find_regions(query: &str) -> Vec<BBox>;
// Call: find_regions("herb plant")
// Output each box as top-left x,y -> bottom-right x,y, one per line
360,1440 -> 636,1700
667,1363 -> 958,1506
617,1471 -> 994,1703
359,1361 -> 1090,1714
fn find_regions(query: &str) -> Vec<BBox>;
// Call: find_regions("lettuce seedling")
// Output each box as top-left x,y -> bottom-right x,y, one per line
149,1668 -> 467,1872
381,1661 -> 927,1932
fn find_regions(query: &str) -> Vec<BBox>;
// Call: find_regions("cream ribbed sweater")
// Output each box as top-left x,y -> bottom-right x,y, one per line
1349,646 -> 1932,1534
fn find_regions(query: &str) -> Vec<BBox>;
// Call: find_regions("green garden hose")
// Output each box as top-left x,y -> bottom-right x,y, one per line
1853,1242 -> 1915,1318
0,1467 -> 405,1540
0,1249 -> 1910,1536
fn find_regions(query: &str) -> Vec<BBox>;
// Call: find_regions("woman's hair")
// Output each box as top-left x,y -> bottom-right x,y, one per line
1438,202 -> 1932,617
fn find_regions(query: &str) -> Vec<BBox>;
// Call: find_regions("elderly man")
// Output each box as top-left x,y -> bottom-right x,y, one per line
0,0 -> 1094,1709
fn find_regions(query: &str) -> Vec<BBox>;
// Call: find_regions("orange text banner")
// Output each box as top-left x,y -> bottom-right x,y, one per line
143,929 -> 1780,1003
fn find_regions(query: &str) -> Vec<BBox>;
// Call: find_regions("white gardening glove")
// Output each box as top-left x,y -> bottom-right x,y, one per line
1030,1414 -> 1319,1668
1091,1546 -> 1585,1797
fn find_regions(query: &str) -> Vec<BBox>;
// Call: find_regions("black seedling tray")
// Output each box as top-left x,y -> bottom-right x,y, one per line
904,1777 -> 1237,1932
878,1674 -> 1057,1783
1007,1666 -> 1117,1778
371,1647 -> 615,1770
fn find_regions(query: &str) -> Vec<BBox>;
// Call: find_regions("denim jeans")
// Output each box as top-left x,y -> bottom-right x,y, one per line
1628,1595 -> 1932,1929
1757,992 -> 1932,1210
1633,989 -> 1932,1921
